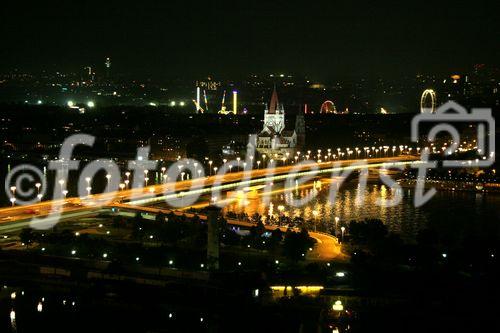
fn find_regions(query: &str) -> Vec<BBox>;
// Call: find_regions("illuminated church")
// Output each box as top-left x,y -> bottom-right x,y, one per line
252,87 -> 305,157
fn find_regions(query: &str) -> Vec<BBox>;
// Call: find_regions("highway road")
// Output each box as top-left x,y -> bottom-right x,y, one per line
0,155 -> 418,227
0,156 -> 420,260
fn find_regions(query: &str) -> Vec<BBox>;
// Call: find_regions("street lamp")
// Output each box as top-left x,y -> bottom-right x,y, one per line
257,161 -> 261,169
10,197 -> 16,207
58,179 -> 65,192
35,183 -> 41,194
340,226 -> 346,243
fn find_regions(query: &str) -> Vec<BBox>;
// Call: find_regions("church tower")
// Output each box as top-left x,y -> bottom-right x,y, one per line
261,87 -> 285,135
295,113 -> 306,149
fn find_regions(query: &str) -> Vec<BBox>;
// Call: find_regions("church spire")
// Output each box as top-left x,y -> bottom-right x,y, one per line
269,85 -> 279,114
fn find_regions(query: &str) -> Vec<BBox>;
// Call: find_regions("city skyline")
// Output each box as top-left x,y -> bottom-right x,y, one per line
0,2 -> 498,332
1,1 -> 499,79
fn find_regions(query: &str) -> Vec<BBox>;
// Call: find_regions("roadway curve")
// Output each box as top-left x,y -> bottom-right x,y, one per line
111,203 -> 345,262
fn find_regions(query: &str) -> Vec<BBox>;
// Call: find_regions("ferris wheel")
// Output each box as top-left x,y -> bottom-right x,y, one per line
420,89 -> 437,114
320,100 -> 337,114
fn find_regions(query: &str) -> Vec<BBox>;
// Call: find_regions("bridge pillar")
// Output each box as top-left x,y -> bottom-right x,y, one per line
206,205 -> 221,271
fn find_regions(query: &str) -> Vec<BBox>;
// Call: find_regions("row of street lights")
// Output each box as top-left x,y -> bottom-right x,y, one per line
8,183 -> 43,206
7,143 -> 419,206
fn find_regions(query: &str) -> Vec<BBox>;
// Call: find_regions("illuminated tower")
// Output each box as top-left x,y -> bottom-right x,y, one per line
196,86 -> 201,112
232,91 -> 238,114
218,90 -> 230,114
105,57 -> 111,78
261,86 -> 285,134
82,66 -> 94,82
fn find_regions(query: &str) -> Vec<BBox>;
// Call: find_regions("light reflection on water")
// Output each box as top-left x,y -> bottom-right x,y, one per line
223,180 -> 500,240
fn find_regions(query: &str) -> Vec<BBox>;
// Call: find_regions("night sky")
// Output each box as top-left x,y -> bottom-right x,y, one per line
1,0 -> 499,79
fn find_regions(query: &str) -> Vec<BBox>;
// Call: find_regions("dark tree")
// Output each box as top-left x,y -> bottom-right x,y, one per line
270,228 -> 283,245
19,228 -> 34,247
155,212 -> 166,223
112,215 -> 123,228
283,228 -> 314,262
348,219 -> 388,247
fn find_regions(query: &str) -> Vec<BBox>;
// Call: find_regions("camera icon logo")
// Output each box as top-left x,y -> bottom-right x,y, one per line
411,101 -> 495,167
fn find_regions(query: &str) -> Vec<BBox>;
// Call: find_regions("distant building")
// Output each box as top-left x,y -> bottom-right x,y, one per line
251,87 -> 305,158
295,113 -> 306,148
222,140 -> 247,157
105,57 -> 111,78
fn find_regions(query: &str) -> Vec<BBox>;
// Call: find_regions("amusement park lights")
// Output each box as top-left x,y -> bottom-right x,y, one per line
233,90 -> 238,115
420,89 -> 437,114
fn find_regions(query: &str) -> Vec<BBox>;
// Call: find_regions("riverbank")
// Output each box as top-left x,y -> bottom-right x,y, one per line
397,178 -> 500,193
